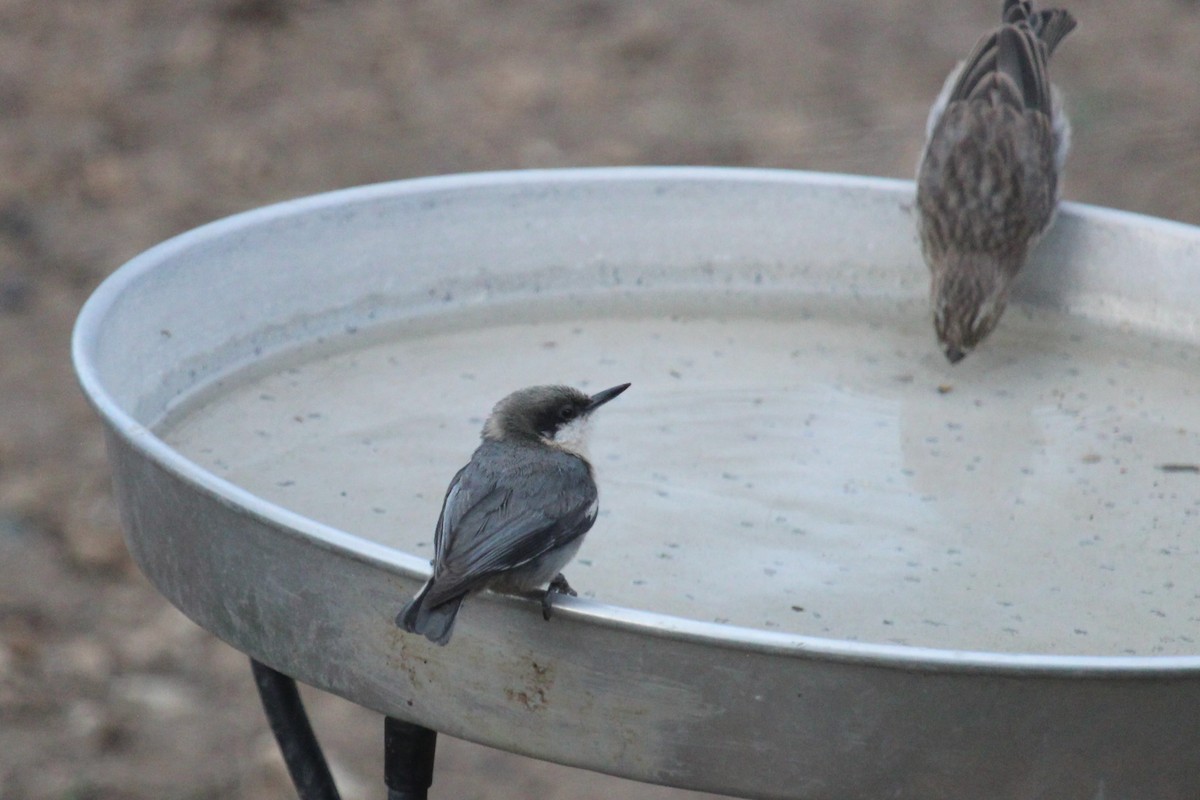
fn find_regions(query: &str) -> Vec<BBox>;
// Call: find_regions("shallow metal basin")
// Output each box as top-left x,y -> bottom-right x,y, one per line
73,168 -> 1200,799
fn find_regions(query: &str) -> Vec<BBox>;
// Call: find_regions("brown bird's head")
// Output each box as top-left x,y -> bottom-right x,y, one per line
930,251 -> 1021,364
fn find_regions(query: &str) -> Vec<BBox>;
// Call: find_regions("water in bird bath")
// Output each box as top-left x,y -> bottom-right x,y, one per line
159,289 -> 1200,657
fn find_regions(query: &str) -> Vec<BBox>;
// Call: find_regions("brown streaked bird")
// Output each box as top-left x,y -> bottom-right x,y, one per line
917,0 -> 1076,363
396,382 -> 630,645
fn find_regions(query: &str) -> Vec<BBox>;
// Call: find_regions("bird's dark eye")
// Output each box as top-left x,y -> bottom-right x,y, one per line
558,405 -> 577,421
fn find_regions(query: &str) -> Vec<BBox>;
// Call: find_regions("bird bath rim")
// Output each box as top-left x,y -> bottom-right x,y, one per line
72,166 -> 1200,677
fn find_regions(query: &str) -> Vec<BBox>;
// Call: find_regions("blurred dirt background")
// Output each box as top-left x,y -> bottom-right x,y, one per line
1,0 -> 1197,798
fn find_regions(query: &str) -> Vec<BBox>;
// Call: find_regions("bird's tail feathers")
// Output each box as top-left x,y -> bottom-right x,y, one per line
1002,0 -> 1033,25
1031,9 -> 1076,56
396,580 -> 465,646
1002,1 -> 1077,53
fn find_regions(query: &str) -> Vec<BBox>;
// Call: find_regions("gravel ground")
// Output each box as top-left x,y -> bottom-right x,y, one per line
1,1 -> 1198,798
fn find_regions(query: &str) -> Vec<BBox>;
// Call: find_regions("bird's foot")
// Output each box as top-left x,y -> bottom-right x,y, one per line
542,573 -> 578,621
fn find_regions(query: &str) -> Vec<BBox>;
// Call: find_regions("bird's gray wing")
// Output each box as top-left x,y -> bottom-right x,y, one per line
429,458 -> 505,564
424,450 -> 597,605
431,463 -> 469,562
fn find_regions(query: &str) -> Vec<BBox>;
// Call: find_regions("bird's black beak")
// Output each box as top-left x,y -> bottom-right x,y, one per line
586,382 -> 631,411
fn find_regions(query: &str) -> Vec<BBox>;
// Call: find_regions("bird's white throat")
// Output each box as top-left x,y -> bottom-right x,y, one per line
547,416 -> 592,458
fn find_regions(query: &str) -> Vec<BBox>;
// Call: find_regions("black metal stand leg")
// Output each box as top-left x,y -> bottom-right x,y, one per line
384,716 -> 438,800
250,658 -> 342,800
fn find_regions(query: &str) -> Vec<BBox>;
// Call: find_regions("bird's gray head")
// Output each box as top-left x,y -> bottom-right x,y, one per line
931,251 -> 1020,364
483,383 -> 630,449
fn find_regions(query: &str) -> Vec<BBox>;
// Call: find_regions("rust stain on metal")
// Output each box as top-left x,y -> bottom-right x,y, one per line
505,659 -> 555,711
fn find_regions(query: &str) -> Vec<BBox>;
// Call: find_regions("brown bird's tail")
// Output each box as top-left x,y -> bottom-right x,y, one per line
1030,9 -> 1076,55
1003,0 -> 1077,55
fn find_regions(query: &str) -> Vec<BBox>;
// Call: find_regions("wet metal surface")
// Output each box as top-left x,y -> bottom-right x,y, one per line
163,295 -> 1200,657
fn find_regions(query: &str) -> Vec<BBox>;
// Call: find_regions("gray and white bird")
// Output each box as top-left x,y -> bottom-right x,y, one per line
396,382 -> 630,645
917,0 -> 1076,363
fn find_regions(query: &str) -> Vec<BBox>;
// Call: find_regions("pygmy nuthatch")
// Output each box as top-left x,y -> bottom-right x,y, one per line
396,382 -> 631,645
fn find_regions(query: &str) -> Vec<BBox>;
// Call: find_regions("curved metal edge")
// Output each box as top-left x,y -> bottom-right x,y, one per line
101,427 -> 1200,799
77,374 -> 1200,679
71,166 -> 1200,678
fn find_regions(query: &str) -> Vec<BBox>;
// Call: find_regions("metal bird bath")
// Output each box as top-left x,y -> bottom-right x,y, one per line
73,168 -> 1200,799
